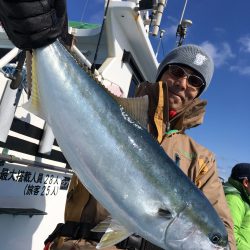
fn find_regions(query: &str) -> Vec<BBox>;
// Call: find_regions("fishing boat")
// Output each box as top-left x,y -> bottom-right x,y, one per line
0,1 -> 190,249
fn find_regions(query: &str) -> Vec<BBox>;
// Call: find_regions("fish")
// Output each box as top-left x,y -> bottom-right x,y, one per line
30,40 -> 229,250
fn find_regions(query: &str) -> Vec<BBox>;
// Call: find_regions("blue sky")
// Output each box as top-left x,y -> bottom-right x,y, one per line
66,0 -> 250,180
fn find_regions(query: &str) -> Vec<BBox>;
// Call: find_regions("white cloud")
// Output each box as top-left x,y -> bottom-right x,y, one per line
230,65 -> 250,76
214,27 -> 226,34
199,41 -> 235,68
166,25 -> 178,37
238,35 -> 250,53
167,15 -> 179,24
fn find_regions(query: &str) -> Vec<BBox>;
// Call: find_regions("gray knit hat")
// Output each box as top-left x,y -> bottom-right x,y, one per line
156,44 -> 214,95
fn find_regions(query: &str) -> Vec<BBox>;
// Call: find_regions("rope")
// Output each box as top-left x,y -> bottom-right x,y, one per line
91,0 -> 111,73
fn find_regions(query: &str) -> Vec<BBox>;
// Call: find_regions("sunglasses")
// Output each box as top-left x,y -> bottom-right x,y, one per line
168,65 -> 205,88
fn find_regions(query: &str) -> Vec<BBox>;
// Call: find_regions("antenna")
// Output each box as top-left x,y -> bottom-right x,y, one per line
176,19 -> 192,46
152,0 -> 168,36
176,0 -> 192,46
156,29 -> 166,58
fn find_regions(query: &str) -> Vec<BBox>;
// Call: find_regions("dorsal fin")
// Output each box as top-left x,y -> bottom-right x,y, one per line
112,95 -> 149,129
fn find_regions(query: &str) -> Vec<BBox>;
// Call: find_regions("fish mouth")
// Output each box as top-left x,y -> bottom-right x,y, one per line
212,244 -> 230,250
210,238 -> 230,250
166,230 -> 229,250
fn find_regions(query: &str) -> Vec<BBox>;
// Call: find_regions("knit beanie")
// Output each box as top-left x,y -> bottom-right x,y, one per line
155,44 -> 214,95
231,163 -> 250,181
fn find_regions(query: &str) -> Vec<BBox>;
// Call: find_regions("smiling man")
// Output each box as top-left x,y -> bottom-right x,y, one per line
133,44 -> 237,250
160,64 -> 204,111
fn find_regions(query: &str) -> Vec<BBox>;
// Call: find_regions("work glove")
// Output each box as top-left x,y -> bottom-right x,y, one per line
0,0 -> 67,49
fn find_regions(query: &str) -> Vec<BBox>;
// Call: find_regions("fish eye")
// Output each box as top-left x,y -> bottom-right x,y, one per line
209,233 -> 222,244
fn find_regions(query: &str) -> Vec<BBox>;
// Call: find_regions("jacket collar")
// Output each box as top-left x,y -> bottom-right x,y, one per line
169,98 -> 207,131
226,177 -> 250,205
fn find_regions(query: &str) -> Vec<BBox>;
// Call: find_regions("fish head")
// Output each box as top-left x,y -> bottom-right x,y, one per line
164,226 -> 230,250
157,204 -> 230,250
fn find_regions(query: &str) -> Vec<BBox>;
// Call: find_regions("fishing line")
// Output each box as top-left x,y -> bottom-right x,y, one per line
161,37 -> 166,57
80,0 -> 89,22
91,0 -> 111,73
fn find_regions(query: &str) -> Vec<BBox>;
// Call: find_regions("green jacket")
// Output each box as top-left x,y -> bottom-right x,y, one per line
224,178 -> 250,250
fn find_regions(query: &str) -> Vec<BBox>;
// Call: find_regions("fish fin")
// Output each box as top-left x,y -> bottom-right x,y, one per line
93,219 -> 132,249
22,51 -> 45,119
158,208 -> 173,220
97,229 -> 132,249
91,216 -> 112,233
65,60 -> 149,129
112,95 -> 149,129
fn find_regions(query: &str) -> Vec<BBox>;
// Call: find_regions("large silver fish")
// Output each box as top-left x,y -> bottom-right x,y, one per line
31,40 -> 229,250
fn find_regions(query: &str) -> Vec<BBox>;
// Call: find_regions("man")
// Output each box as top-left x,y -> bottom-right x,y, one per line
0,1 -> 236,250
224,163 -> 250,250
132,45 -> 236,250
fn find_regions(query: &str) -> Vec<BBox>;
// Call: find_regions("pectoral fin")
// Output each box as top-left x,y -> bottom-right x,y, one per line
91,216 -> 112,233
92,218 -> 132,249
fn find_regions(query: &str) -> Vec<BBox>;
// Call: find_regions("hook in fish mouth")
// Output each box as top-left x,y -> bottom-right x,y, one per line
163,202 -> 197,243
162,202 -> 229,250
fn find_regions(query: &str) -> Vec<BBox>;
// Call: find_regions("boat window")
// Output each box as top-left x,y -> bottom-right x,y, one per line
122,50 -> 145,98
122,50 -> 145,82
128,76 -> 139,97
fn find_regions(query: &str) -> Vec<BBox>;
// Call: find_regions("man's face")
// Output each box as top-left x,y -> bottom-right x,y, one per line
160,64 -> 204,112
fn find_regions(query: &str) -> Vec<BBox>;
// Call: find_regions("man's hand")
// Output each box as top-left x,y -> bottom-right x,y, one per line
0,0 -> 66,49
